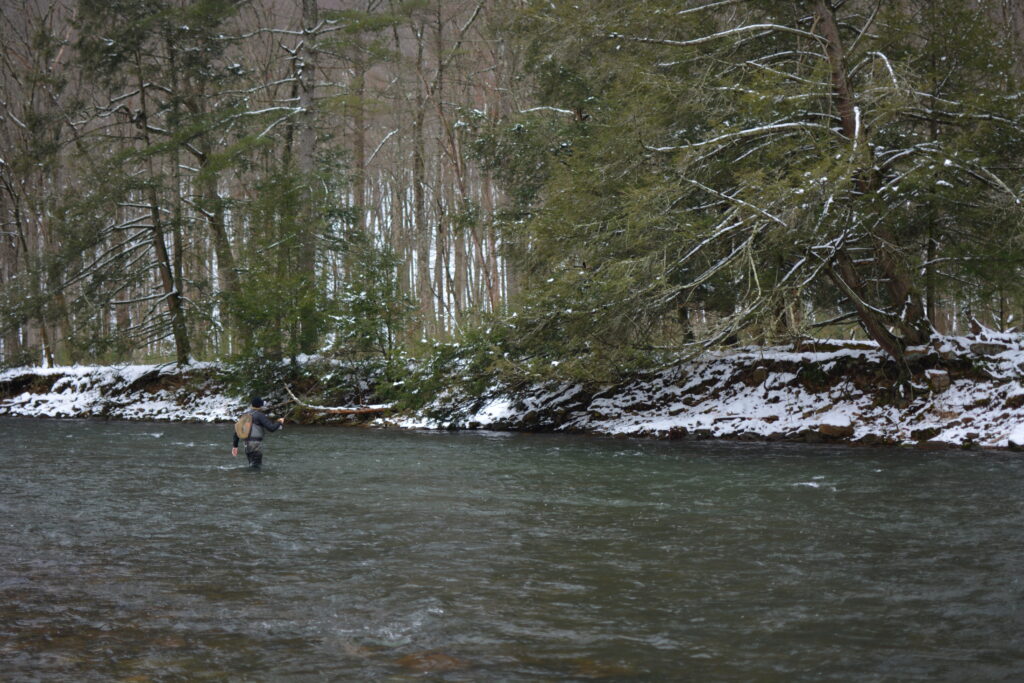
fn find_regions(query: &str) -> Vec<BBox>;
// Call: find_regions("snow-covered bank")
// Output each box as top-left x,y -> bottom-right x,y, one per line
5,333 -> 1024,450
0,362 -> 238,422
392,334 -> 1024,450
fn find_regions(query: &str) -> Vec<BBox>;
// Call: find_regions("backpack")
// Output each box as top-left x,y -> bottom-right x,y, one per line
234,411 -> 253,440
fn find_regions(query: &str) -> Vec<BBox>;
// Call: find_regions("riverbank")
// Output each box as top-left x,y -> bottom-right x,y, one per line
3,332 -> 1024,449
0,362 -> 236,422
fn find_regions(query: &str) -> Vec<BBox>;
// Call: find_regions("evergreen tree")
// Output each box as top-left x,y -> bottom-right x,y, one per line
70,0 -> 254,364
486,0 -> 1024,377
332,229 -> 415,370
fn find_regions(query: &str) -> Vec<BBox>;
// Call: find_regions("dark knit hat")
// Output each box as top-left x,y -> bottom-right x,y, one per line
251,396 -> 264,407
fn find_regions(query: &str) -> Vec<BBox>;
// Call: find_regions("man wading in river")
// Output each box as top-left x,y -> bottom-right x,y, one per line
232,396 -> 284,470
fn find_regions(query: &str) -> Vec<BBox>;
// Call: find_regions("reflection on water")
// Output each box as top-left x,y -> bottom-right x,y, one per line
2,416 -> 1024,680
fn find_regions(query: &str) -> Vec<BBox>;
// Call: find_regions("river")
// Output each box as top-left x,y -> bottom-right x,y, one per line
1,416 -> 1023,680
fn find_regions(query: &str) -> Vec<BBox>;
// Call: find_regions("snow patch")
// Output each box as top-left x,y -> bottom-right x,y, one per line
392,335 -> 1024,449
0,363 -> 240,422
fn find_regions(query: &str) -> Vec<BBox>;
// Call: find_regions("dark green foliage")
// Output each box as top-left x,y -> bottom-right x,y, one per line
75,0 -> 240,84
5,0 -> 1024,384
219,354 -> 386,414
379,326 -> 511,415
331,230 -> 415,371
475,0 -> 1024,379
225,165 -> 332,361
219,355 -> 300,409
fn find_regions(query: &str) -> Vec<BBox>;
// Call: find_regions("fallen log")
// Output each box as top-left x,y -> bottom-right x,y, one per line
284,384 -> 391,415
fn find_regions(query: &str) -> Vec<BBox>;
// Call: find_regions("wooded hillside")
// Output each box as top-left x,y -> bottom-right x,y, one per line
2,0 -> 1023,383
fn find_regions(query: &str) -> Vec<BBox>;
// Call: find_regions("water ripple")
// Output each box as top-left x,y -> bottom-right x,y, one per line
2,417 -> 1024,680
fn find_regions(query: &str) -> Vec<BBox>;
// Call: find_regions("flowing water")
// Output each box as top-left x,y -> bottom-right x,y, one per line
2,416 -> 1023,681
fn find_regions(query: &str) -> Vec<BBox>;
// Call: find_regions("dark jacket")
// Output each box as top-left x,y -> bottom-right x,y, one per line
232,409 -> 282,448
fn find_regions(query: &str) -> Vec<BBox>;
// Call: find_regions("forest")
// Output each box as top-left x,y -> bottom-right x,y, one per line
2,0 -> 1024,390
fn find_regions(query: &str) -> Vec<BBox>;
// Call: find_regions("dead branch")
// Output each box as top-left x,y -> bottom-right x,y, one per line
283,384 -> 390,415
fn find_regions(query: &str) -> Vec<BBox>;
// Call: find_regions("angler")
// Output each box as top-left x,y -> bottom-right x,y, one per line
232,396 -> 285,470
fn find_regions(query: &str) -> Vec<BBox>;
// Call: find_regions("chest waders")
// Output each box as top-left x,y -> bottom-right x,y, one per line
244,416 -> 266,469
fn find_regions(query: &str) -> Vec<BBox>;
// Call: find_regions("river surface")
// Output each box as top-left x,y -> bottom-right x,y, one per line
1,416 -> 1023,681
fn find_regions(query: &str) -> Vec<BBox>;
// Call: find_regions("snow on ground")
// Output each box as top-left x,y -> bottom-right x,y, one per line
0,362 -> 239,422
6,333 -> 1024,449
390,334 -> 1024,449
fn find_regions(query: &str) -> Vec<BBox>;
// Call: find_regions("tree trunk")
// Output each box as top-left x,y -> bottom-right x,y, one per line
353,48 -> 367,233
815,0 -> 929,356
199,156 -> 238,349
296,0 -> 320,354
480,169 -> 499,311
435,215 -> 447,334
827,254 -> 902,359
137,59 -> 190,366
413,31 -> 433,336
147,186 -> 191,366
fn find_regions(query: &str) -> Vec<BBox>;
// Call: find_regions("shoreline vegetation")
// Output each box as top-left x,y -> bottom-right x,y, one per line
4,332 -> 1024,452
4,3 -> 1024,440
